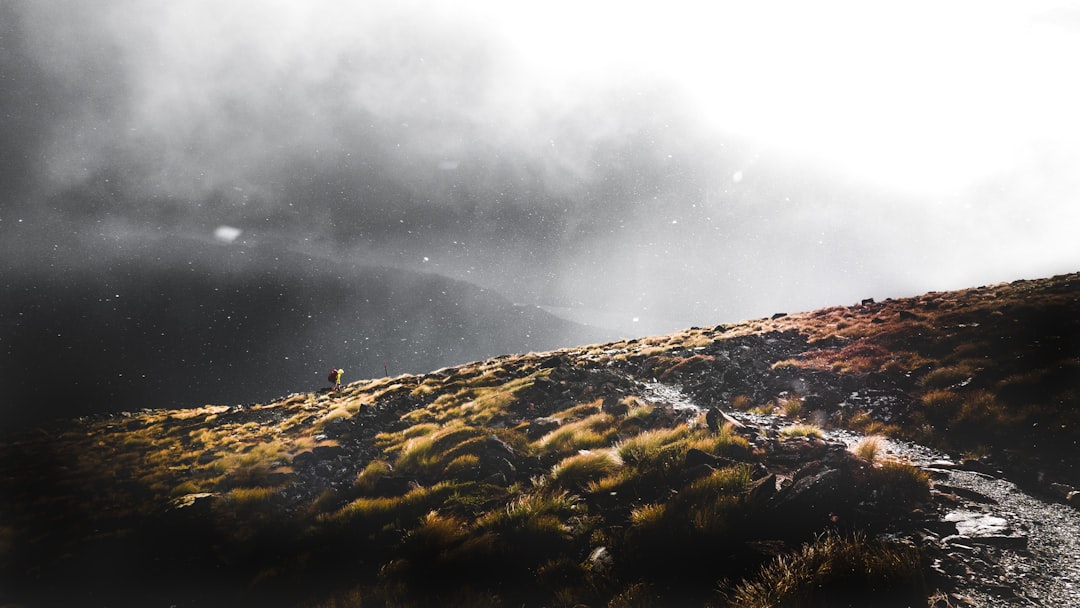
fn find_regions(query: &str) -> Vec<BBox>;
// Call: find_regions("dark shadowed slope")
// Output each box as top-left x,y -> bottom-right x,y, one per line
1,271 -> 1077,607
0,237 -> 615,429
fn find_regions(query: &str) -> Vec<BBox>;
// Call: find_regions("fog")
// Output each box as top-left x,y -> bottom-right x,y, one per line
3,1 -> 1080,423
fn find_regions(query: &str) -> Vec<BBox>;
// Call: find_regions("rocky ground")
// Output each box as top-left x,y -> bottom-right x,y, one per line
645,381 -> 1080,608
2,273 -> 1077,606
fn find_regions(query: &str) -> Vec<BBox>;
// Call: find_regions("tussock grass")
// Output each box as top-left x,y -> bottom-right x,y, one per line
550,449 -> 623,489
781,395 -> 803,417
393,426 -> 488,477
226,486 -> 277,506
629,502 -> 667,527
537,412 -> 616,455
616,427 -> 690,465
919,365 -> 974,390
852,435 -> 886,463
724,532 -> 925,608
688,423 -> 751,456
779,424 -> 824,439
867,460 -> 931,504
730,394 -> 754,411
354,459 -> 392,492
320,481 -> 457,528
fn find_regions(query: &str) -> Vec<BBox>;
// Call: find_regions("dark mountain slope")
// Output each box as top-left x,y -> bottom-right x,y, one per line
1,271 -> 1077,607
0,237 -> 614,429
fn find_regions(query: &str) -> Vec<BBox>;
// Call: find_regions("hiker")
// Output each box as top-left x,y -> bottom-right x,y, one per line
328,368 -> 344,391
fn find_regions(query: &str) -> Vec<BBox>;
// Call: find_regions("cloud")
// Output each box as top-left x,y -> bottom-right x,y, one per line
4,0 -> 1079,336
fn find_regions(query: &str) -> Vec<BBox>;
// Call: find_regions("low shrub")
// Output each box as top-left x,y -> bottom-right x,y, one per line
724,532 -> 926,608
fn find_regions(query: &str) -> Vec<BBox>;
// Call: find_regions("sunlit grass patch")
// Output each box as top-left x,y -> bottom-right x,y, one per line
724,532 -> 925,608
779,424 -> 824,439
354,459 -> 393,492
852,435 -> 886,463
537,412 -> 616,455
375,422 -> 441,453
550,399 -> 604,422
225,486 -> 277,506
615,426 -> 690,465
320,481 -> 457,528
629,502 -> 667,527
687,423 -> 751,456
479,489 -> 581,527
730,394 -> 754,411
394,426 -> 488,477
683,464 -> 753,500
550,449 -> 623,489
919,364 -> 975,390
781,395 -> 803,417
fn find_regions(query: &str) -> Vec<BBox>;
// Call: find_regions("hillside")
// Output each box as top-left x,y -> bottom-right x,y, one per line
1,272 -> 1078,607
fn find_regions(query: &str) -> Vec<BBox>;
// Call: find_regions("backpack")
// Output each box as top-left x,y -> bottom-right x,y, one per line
328,369 -> 339,383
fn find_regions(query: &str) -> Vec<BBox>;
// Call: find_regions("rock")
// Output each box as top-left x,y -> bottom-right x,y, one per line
588,546 -> 614,574
170,492 -> 216,510
685,448 -> 722,469
527,417 -> 561,440
485,434 -> 516,457
933,484 -> 998,505
746,473 -> 778,505
768,467 -> 843,523
293,445 -> 346,466
960,459 -> 1002,478
705,408 -> 721,432
196,451 -> 218,465
601,395 -> 628,416
372,476 -> 415,497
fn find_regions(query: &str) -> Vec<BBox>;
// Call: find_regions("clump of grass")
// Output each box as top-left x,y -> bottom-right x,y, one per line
537,412 -> 616,455
724,532 -> 926,608
629,502 -> 667,527
781,395 -> 803,417
354,459 -> 392,492
687,423 -> 750,457
919,365 -> 973,390
225,486 -> 277,506
852,435 -> 886,463
951,390 -> 1013,432
779,424 -> 824,439
170,480 -> 202,497
550,450 -> 623,489
615,427 -> 689,465
392,425 -> 487,477
867,460 -> 931,504
730,395 -> 754,411
320,481 -> 456,528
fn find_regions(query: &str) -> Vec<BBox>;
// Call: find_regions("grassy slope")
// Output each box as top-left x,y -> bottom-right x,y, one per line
1,272 -> 1076,607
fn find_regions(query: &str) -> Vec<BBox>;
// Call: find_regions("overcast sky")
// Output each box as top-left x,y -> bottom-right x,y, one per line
3,0 -> 1080,334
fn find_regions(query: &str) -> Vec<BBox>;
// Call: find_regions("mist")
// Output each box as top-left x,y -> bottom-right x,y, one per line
3,1 -> 1079,425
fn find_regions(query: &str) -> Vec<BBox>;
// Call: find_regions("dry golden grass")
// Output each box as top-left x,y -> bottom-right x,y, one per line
725,532 -> 925,607
852,435 -> 886,463
549,449 -> 623,489
779,424 -> 824,439
536,412 -> 616,455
